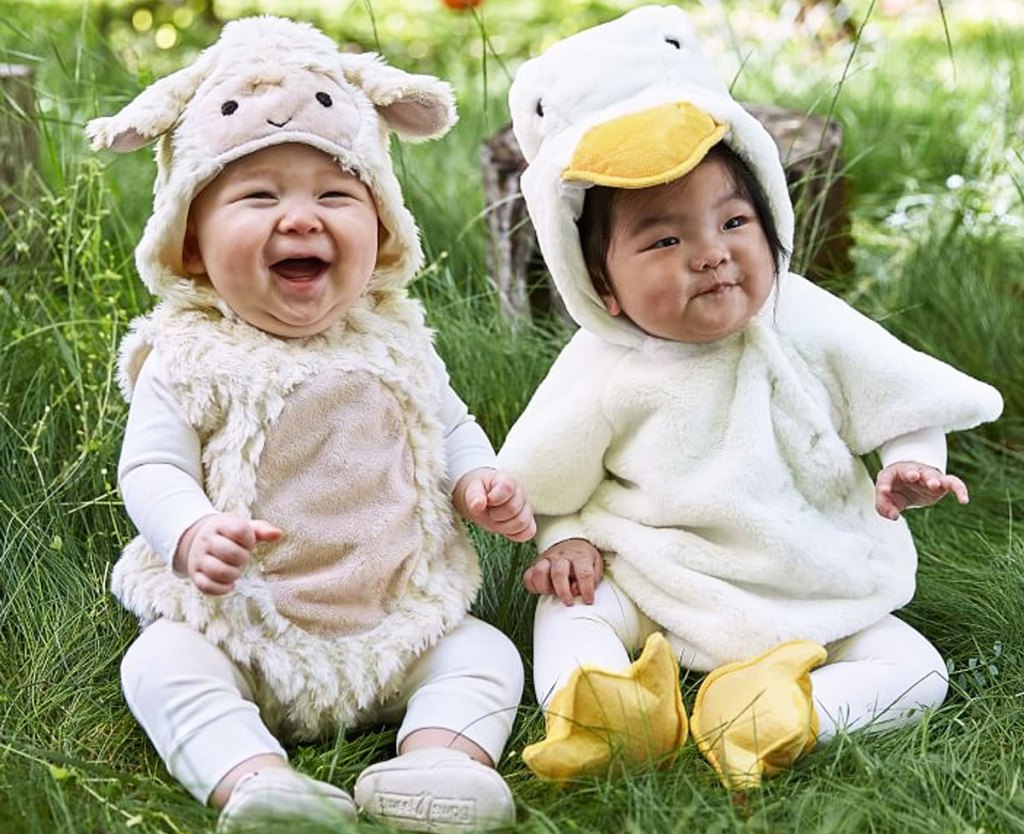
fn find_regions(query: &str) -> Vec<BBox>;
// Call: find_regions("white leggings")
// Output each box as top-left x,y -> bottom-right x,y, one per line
121,616 -> 523,803
533,578 -> 948,743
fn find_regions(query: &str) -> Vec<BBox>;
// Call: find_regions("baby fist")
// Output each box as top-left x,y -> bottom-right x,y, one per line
455,468 -> 536,542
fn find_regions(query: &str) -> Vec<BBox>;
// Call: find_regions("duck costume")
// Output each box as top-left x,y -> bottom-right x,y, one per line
90,16 -> 522,829
497,5 -> 1003,788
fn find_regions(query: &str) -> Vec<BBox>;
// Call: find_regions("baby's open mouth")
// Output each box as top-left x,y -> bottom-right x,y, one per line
271,257 -> 328,280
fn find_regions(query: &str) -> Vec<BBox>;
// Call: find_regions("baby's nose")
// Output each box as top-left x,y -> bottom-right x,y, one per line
277,202 -> 323,234
689,244 -> 726,272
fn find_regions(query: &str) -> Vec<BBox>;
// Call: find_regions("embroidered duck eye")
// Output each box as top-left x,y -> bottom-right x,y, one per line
535,99 -> 544,118
665,36 -> 681,49
316,92 -> 333,107
221,100 -> 239,116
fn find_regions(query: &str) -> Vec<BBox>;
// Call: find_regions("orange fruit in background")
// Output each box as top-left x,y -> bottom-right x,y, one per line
442,0 -> 483,8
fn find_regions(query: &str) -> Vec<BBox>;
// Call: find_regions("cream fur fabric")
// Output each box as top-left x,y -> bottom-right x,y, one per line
497,6 -> 1004,671
113,292 -> 480,739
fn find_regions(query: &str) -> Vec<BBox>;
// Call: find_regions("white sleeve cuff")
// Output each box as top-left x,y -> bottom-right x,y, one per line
878,426 -> 947,472
534,515 -> 589,553
119,466 -> 215,565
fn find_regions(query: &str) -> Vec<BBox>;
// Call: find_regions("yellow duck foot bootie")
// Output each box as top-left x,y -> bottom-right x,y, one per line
690,640 -> 827,790
522,632 -> 688,783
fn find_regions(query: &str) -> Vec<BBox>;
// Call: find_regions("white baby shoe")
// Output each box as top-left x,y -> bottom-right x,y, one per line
354,748 -> 515,832
217,768 -> 357,832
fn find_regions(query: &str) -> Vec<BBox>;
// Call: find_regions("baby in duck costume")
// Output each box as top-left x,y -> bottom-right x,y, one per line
91,16 -> 534,832
497,5 -> 1003,788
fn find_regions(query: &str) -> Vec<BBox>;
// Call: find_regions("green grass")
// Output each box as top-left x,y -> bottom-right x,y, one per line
1,2 -> 1022,832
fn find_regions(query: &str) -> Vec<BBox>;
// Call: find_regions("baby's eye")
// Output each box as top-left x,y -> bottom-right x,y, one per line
245,191 -> 276,200
724,216 -> 748,230
648,236 -> 679,250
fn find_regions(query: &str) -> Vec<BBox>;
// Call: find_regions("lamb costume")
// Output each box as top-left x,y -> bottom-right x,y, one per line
497,5 -> 1003,785
91,18 -> 522,823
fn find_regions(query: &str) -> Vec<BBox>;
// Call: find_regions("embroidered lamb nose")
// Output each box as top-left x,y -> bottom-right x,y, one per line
316,92 -> 333,107
267,117 -> 292,128
221,100 -> 239,115
665,36 -> 681,49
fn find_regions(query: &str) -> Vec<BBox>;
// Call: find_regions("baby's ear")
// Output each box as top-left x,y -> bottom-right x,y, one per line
601,291 -> 622,317
180,219 -> 205,276
339,52 -> 457,141
86,59 -> 211,152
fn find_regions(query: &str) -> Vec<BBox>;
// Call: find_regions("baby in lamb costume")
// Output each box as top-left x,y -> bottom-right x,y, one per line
90,16 -> 534,832
496,5 -> 1003,788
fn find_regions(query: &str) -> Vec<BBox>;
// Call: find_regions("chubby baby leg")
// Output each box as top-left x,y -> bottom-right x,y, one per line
121,618 -> 286,803
353,616 -> 522,831
532,575 -> 657,706
394,615 -> 524,763
811,614 -> 949,742
120,619 -> 354,829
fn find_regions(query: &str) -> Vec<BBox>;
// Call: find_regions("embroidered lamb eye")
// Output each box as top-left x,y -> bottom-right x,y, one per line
665,36 -> 681,49
316,92 -> 333,107
221,100 -> 239,116
535,99 -> 544,118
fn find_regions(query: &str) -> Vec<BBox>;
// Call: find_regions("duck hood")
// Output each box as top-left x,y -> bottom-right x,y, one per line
508,4 -> 794,347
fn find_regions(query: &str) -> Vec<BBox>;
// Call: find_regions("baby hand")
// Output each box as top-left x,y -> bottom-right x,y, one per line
523,538 -> 603,605
875,462 -> 969,521
176,513 -> 282,595
454,468 -> 536,543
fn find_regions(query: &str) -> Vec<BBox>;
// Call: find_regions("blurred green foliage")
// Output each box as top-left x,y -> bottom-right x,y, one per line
5,0 -> 644,91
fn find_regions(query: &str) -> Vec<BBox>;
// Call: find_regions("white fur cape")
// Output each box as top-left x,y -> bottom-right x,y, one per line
499,275 -> 1003,671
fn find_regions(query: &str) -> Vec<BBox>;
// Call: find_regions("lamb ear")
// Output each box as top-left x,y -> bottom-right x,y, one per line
86,58 -> 212,152
340,52 -> 457,140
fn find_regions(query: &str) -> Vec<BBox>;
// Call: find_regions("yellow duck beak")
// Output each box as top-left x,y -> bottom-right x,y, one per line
690,640 -> 827,789
563,101 -> 728,188
523,632 -> 688,783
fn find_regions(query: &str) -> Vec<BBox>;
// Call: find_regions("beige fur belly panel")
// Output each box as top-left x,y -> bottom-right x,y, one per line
251,369 -> 422,635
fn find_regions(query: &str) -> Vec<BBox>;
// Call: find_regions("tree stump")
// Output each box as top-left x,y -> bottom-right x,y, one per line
0,64 -> 38,189
478,126 -> 536,320
480,103 -> 851,323
745,102 -> 852,280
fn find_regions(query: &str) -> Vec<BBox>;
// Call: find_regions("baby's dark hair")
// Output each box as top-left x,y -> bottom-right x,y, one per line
577,142 -> 788,297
